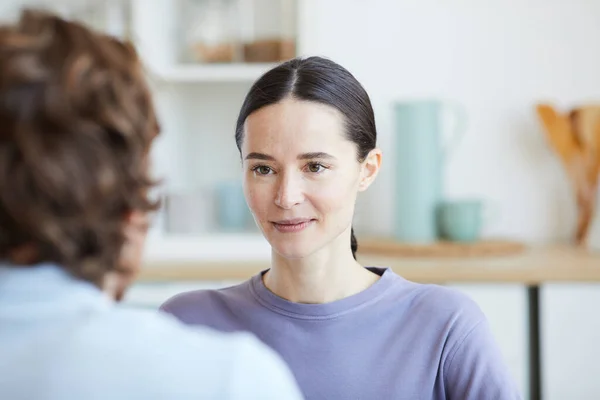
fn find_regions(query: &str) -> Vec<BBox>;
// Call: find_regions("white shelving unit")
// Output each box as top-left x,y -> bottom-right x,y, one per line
130,0 -> 297,80
154,63 -> 279,83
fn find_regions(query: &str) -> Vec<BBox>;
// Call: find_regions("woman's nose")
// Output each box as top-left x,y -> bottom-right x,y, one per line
274,172 -> 304,209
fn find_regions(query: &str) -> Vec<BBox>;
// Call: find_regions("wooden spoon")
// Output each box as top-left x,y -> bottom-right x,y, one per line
536,104 -> 593,244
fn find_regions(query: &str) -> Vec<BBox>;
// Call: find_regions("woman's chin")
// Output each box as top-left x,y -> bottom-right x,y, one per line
261,224 -> 324,260
269,239 -> 317,260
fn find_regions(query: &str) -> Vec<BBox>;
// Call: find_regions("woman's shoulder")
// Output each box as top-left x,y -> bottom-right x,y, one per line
386,271 -> 486,327
413,282 -> 482,315
159,279 -> 253,322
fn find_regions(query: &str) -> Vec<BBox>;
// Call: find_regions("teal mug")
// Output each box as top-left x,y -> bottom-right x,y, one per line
436,200 -> 489,242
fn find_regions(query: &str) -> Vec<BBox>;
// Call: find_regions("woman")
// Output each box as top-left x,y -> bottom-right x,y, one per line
161,56 -> 521,400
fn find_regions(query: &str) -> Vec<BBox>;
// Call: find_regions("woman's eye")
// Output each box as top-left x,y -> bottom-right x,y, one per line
307,163 -> 325,173
252,165 -> 273,175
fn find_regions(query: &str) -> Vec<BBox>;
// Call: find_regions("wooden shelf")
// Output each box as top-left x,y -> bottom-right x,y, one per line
153,63 -> 278,83
139,244 -> 600,284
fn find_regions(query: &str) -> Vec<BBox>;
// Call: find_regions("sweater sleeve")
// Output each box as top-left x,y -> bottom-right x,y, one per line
443,317 -> 522,400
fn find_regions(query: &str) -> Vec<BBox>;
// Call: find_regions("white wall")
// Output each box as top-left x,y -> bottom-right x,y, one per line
298,0 -> 600,244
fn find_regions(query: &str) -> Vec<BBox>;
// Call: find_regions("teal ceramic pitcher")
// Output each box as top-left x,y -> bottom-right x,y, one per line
393,100 -> 466,243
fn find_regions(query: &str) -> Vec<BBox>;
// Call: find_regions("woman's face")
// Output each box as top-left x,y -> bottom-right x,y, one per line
241,97 -> 380,259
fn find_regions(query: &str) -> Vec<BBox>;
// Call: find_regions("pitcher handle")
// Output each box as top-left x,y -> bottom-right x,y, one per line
442,102 -> 467,159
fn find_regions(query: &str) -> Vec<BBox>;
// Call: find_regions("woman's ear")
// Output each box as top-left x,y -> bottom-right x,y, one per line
358,148 -> 382,192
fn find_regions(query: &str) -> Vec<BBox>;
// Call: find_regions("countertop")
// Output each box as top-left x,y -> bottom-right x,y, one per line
138,244 -> 600,284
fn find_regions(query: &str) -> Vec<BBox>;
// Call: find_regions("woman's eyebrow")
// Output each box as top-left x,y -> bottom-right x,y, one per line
245,152 -> 275,161
297,152 -> 336,160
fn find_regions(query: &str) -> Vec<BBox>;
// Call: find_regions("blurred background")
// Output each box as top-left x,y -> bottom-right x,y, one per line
2,1 -> 600,399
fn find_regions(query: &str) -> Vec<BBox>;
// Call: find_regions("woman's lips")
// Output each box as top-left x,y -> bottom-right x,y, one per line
271,218 -> 315,233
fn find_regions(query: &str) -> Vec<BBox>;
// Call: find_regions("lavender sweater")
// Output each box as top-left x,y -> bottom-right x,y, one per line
161,267 -> 521,400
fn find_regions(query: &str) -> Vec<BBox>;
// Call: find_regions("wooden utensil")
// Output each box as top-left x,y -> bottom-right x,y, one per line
536,104 -> 600,245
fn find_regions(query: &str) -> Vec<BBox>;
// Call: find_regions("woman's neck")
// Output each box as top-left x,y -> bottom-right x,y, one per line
263,232 -> 380,304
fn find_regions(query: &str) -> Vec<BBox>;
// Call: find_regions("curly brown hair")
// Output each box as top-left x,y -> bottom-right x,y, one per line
0,9 -> 160,285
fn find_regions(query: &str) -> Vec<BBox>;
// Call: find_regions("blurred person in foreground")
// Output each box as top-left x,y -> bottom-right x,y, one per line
0,9 -> 302,400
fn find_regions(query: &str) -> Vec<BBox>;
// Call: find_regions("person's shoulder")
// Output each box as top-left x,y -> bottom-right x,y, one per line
79,305 -> 239,354
388,272 -> 485,326
415,283 -> 482,317
78,306 -> 268,372
116,308 -> 303,399
159,279 -> 251,317
64,306 -> 302,398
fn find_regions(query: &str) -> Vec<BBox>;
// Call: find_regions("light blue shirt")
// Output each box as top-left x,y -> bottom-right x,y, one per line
0,264 -> 303,400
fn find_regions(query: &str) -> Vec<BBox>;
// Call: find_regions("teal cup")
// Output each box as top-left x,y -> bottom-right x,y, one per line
436,200 -> 483,242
